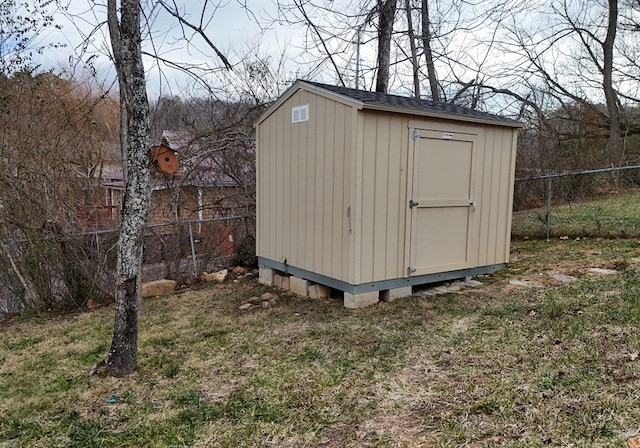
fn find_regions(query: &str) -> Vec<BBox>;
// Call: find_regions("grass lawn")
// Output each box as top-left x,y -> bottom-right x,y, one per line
512,188 -> 640,239
2,194 -> 640,447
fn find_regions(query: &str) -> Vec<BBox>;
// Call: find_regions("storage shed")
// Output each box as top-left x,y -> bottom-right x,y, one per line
255,80 -> 523,308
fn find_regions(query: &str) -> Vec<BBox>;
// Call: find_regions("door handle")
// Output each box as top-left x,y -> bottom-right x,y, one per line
470,200 -> 476,212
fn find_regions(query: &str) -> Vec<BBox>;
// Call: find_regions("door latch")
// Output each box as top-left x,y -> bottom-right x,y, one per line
409,200 -> 419,209
470,200 -> 476,212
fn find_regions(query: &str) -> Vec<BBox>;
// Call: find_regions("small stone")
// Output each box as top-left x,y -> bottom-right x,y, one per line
142,279 -> 177,298
551,273 -> 577,284
308,284 -> 331,299
203,269 -> 228,283
509,279 -> 544,288
261,292 -> 276,301
232,266 -> 248,276
416,288 -> 438,297
632,258 -> 640,264
560,236 -> 569,240
464,279 -> 483,287
588,268 -> 618,275
239,303 -> 252,310
261,301 -> 271,308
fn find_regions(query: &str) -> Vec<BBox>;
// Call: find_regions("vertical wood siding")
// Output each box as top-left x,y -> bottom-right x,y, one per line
353,111 -> 408,284
477,125 -> 517,266
256,90 -> 354,281
257,85 -> 518,288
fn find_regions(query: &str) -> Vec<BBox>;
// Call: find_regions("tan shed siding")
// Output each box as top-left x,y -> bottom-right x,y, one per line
495,128 -> 516,261
355,111 -> 408,284
289,95 -> 301,266
390,116 -> 408,280
312,96 -> 326,274
309,92 -> 353,279
352,106 -> 365,284
358,113 -> 376,283
256,111 -> 267,258
258,82 -> 518,289
256,126 -> 264,255
478,126 -> 496,266
282,99 -> 293,263
332,104 -> 350,280
294,91 -> 310,266
469,125 -> 485,267
257,89 -> 354,281
504,131 -> 518,261
374,114 -> 392,281
477,126 -> 516,266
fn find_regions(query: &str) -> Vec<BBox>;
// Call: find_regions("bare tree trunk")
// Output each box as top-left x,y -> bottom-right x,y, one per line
375,0 -> 397,93
106,0 -> 152,377
421,0 -> 440,101
603,0 -> 622,164
405,0 -> 420,97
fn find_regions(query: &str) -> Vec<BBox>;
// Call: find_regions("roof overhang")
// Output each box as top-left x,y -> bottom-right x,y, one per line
255,80 -> 524,129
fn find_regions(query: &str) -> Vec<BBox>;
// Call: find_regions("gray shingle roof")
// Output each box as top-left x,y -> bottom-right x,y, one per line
301,80 -> 522,126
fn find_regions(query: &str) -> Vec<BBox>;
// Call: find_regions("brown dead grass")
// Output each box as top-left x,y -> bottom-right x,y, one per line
3,238 -> 640,447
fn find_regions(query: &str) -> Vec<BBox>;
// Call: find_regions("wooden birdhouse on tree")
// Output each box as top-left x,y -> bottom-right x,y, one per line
151,143 -> 179,175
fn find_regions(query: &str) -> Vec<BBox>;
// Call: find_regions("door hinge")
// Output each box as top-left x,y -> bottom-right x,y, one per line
407,267 -> 416,276
409,200 -> 419,209
412,129 -> 421,140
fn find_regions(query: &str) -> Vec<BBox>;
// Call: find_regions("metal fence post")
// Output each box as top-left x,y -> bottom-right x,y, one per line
188,221 -> 197,276
546,177 -> 552,241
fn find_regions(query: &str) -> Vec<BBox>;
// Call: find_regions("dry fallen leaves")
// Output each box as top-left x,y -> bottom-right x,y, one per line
627,437 -> 640,448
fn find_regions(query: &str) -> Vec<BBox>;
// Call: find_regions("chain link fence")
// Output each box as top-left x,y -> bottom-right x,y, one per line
89,215 -> 256,281
0,215 -> 256,313
513,165 -> 640,239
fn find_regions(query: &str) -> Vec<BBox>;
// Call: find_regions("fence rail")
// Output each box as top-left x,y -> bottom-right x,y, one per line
113,215 -> 255,280
0,215 -> 256,313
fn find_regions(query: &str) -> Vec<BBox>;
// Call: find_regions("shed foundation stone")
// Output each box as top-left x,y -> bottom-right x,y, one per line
344,291 -> 379,309
380,286 -> 412,302
258,266 -> 275,286
308,284 -> 331,299
290,276 -> 310,297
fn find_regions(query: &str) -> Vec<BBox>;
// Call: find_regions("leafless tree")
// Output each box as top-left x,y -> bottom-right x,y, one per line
420,0 -> 440,100
106,0 -> 152,377
375,0 -> 397,92
0,72 -> 120,313
404,0 -> 420,96
102,0 -> 238,376
482,0 -> 629,166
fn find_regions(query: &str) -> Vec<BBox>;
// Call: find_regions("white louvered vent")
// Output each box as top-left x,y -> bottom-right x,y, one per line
292,104 -> 309,123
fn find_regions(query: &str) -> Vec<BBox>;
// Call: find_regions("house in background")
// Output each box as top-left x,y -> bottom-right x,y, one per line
78,130 -> 255,233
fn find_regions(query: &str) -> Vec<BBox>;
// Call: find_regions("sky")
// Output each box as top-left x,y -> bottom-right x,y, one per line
36,0 -> 307,99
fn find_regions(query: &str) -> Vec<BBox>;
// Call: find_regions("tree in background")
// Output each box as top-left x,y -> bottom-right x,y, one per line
375,0 -> 397,93
0,71 -> 120,312
0,0 -> 64,75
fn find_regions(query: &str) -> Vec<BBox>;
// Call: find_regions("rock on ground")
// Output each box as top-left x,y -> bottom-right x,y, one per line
142,279 -> 177,298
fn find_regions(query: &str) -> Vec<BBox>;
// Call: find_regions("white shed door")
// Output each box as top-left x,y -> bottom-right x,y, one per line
407,129 -> 478,276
